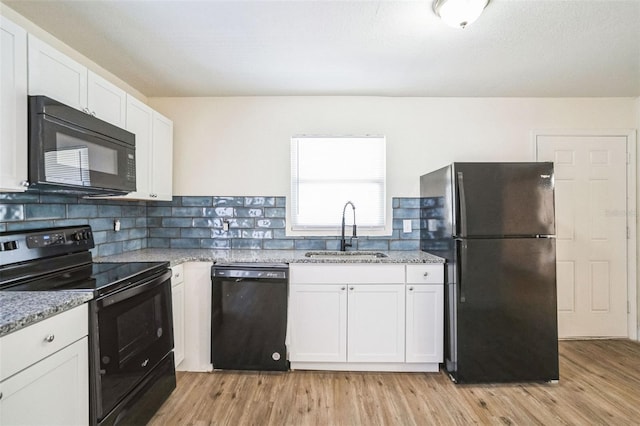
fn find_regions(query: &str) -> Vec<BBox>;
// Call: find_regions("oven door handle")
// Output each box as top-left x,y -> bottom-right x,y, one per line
97,270 -> 172,308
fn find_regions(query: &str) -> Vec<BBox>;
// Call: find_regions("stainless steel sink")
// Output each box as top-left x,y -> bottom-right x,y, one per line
304,251 -> 388,260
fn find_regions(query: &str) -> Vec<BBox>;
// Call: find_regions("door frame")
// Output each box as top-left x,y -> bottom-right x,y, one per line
532,129 -> 637,341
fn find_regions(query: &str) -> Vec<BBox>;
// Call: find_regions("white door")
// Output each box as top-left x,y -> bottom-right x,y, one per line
536,135 -> 628,338
28,34 -> 88,110
289,284 -> 347,362
0,16 -> 28,192
125,95 -> 153,199
151,111 -> 174,201
347,284 -> 405,363
406,284 -> 444,363
0,338 -> 89,426
87,71 -> 126,127
171,280 -> 185,367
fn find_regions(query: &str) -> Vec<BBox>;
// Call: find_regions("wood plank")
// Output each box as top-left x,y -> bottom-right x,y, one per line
149,340 -> 640,425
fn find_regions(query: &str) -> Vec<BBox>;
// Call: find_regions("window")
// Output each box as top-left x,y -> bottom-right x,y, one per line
290,136 -> 386,231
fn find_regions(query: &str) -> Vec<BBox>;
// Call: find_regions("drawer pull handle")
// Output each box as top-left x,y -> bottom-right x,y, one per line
408,286 -> 414,291
341,287 -> 346,291
44,334 -> 55,343
423,272 -> 429,277
349,287 -> 354,291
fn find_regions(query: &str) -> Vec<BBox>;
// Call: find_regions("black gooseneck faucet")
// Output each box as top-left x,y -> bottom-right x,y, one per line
340,201 -> 357,251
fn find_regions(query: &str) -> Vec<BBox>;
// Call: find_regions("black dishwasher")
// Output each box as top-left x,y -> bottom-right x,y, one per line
211,263 -> 289,371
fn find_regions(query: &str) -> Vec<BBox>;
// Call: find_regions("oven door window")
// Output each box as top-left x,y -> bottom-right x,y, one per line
96,275 -> 173,418
41,115 -> 135,189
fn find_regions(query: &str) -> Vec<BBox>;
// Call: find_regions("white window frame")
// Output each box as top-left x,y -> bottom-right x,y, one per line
288,135 -> 390,236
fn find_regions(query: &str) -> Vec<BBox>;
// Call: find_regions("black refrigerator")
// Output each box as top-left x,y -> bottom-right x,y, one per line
420,162 -> 559,384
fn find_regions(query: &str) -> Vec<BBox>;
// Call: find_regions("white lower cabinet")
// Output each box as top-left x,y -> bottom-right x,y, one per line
406,284 -> 444,363
289,263 -> 443,372
405,264 -> 444,365
289,284 -> 347,362
171,264 -> 185,367
347,284 -> 405,363
179,262 -> 213,372
0,304 -> 89,426
289,283 -> 404,364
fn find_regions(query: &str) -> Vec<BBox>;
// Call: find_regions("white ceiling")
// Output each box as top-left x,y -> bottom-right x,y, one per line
3,0 -> 640,97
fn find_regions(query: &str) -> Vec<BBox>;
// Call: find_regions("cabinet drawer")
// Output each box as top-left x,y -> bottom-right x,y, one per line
171,264 -> 184,285
406,264 -> 444,284
290,264 -> 405,284
0,304 -> 88,381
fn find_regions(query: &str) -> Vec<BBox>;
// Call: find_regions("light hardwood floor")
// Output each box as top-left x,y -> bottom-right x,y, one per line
149,340 -> 640,425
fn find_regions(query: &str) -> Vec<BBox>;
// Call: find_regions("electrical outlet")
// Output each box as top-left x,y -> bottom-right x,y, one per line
114,219 -> 121,232
222,220 -> 230,231
403,219 -> 412,233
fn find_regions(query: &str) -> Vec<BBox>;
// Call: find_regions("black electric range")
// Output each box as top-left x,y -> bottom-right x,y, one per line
0,225 -> 176,426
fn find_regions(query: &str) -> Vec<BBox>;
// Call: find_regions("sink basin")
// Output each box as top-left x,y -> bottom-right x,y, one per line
304,251 -> 388,260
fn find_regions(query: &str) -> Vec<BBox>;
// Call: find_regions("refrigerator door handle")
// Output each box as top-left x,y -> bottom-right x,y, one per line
456,171 -> 467,237
457,240 -> 466,303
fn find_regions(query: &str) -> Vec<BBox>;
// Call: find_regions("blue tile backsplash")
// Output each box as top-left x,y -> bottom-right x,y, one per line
0,192 -> 148,257
0,193 -> 422,255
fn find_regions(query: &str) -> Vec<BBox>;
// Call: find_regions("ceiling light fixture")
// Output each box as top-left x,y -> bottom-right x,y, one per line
433,0 -> 490,29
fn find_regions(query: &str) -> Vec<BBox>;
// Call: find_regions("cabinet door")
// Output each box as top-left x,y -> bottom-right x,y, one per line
406,284 -> 444,363
125,95 -> 153,199
27,34 -> 87,110
289,284 -> 347,362
87,71 -> 126,127
0,16 -> 28,192
171,280 -> 185,367
180,262 -> 213,372
0,337 -> 89,426
347,284 -> 405,363
150,111 -> 173,200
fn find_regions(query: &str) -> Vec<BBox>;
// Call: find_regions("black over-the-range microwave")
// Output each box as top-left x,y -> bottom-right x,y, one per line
28,95 -> 137,196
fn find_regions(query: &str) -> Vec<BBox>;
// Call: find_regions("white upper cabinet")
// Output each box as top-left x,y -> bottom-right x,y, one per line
28,34 -> 88,110
151,111 -> 173,200
0,16 -> 28,192
27,34 -> 126,128
87,71 -> 127,128
123,95 -> 173,201
125,95 -> 153,199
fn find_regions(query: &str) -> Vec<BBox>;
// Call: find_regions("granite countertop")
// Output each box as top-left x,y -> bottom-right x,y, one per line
96,249 -> 445,266
0,291 -> 93,338
0,249 -> 442,339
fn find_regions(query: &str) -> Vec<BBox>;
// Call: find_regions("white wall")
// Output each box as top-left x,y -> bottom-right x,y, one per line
150,95 -> 640,339
148,96 -> 638,197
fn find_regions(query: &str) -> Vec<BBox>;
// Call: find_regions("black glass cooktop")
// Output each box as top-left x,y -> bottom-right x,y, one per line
2,261 -> 169,297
